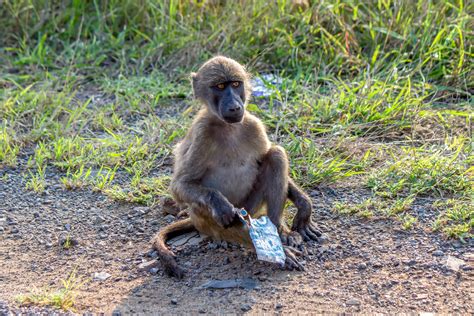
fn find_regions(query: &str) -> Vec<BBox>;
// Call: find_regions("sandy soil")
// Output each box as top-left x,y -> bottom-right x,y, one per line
0,164 -> 473,315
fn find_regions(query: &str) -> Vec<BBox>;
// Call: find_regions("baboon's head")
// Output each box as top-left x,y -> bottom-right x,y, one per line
191,56 -> 251,124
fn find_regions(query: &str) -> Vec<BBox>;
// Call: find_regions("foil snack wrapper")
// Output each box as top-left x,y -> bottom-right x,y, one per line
239,209 -> 286,266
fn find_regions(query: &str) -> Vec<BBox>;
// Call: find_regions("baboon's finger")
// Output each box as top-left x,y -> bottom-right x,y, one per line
284,251 -> 304,271
285,246 -> 303,256
304,228 -> 320,241
308,223 -> 322,237
299,229 -> 310,241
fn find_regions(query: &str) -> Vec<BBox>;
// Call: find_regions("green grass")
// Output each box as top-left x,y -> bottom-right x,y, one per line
432,199 -> 473,241
0,0 -> 472,249
16,270 -> 86,311
368,137 -> 472,198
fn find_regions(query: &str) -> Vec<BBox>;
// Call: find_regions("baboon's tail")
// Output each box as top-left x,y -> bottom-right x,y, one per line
151,217 -> 195,278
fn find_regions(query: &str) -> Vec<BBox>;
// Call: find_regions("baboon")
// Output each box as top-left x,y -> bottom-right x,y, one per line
153,56 -> 321,278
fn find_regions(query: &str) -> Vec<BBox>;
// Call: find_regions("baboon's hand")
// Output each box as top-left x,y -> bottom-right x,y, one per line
208,191 -> 237,228
291,218 -> 322,242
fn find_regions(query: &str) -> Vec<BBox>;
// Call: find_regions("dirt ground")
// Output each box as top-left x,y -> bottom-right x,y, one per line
0,162 -> 473,315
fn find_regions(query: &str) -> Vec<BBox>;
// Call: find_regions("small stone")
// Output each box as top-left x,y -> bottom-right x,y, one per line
134,207 -> 151,215
404,259 -> 416,266
93,272 -> 111,281
241,304 -> 252,312
317,234 -> 329,244
149,268 -> 159,274
138,260 -> 159,272
198,309 -> 206,314
64,223 -> 71,231
416,294 -> 428,300
33,212 -> 40,218
372,262 -> 383,268
445,255 -> 465,272
94,215 -> 106,224
112,310 -> 121,316
208,242 -> 218,250
432,250 -> 444,257
164,215 -> 175,223
275,303 -> 283,310
7,218 -> 17,225
346,298 -> 361,306
357,263 -> 367,270
171,298 -> 178,305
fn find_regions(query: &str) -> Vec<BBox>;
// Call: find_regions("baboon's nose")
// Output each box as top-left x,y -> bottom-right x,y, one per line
228,105 -> 242,112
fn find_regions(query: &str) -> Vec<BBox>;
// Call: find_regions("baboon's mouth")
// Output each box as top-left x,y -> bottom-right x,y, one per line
223,114 -> 244,124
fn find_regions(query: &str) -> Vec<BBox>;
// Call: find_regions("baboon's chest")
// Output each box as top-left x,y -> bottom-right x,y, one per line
202,154 -> 259,206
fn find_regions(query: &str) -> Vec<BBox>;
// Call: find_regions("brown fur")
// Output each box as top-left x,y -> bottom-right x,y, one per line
152,56 -> 320,277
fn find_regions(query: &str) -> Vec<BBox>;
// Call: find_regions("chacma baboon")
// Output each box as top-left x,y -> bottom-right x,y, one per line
153,56 -> 321,278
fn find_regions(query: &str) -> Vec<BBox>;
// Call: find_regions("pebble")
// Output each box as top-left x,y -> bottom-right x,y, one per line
404,259 -> 417,266
357,263 -> 367,270
432,250 -> 444,257
138,260 -> 159,272
164,215 -> 175,223
241,304 -> 252,312
346,298 -> 361,306
445,255 -> 465,272
134,207 -> 150,215
112,310 -> 121,316
275,303 -> 283,310
171,298 -> 178,305
317,235 -> 329,244
7,218 -> 17,225
208,242 -> 218,250
372,262 -> 383,268
94,215 -> 106,224
93,272 -> 111,281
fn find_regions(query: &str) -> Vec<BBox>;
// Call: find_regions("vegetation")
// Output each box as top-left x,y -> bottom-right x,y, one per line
16,270 -> 85,311
1,0 -> 472,252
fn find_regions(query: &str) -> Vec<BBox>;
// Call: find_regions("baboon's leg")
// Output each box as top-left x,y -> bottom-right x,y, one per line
288,178 -> 322,241
242,146 -> 302,248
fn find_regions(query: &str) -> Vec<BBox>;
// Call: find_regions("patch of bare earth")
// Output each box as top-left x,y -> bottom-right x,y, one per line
0,167 -> 472,314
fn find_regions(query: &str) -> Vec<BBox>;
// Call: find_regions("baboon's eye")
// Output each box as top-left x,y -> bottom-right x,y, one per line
231,81 -> 240,88
216,83 -> 225,90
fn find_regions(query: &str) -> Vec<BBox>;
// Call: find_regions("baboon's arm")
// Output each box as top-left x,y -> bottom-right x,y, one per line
170,139 -> 237,227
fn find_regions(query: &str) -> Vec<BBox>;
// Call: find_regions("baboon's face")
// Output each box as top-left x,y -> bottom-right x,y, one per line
192,56 -> 251,124
210,80 -> 245,123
